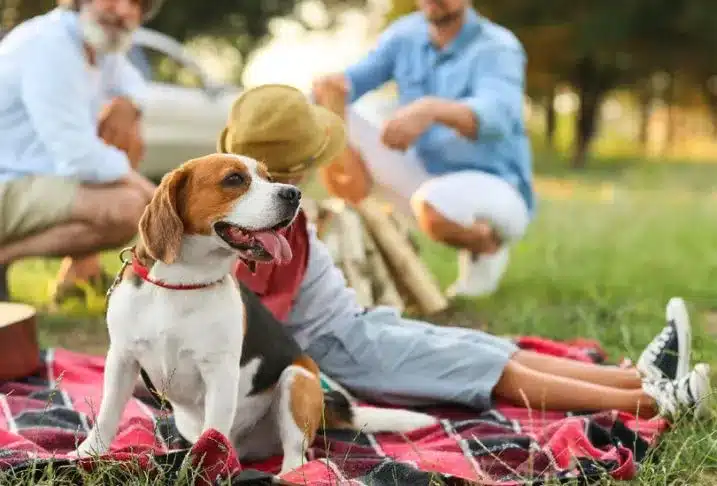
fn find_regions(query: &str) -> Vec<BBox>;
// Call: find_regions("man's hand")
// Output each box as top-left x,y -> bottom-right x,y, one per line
380,97 -> 437,151
312,74 -> 349,114
123,119 -> 145,169
99,97 -> 142,161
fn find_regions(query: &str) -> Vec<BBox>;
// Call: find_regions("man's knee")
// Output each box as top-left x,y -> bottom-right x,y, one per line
108,189 -> 148,238
413,199 -> 451,240
414,199 -> 500,250
77,186 -> 148,243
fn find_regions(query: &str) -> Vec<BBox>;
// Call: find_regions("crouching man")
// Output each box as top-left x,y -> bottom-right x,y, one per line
0,0 -> 162,302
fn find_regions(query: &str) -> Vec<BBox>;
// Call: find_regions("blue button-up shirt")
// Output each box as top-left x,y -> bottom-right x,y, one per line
0,8 -> 146,183
345,8 -> 535,215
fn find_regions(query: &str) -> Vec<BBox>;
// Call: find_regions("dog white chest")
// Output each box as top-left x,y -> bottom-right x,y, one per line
105,278 -> 277,445
108,279 -> 245,402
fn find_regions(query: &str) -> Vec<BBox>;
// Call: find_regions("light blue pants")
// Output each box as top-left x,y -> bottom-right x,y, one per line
305,306 -> 518,410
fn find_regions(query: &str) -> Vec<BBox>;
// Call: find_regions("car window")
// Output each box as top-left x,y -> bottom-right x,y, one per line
128,45 -> 204,89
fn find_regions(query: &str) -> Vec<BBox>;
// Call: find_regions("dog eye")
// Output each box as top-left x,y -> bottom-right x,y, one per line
222,173 -> 245,187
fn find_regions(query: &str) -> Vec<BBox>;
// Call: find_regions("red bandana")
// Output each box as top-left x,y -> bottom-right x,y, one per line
233,210 -> 310,322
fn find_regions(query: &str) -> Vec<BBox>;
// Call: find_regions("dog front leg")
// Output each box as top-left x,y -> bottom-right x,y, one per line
200,358 -> 240,439
76,345 -> 140,457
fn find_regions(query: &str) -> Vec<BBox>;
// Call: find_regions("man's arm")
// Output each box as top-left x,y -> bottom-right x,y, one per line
379,46 -> 526,150
21,39 -> 132,183
344,27 -> 401,103
429,98 -> 480,140
108,54 -> 148,114
456,46 -> 526,141
99,55 -> 149,168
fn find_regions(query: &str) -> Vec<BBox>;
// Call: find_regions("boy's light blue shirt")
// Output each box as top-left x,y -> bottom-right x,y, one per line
0,8 -> 147,183
345,8 -> 535,215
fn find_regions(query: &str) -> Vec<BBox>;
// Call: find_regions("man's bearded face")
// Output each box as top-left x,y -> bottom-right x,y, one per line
79,0 -> 142,54
416,0 -> 465,26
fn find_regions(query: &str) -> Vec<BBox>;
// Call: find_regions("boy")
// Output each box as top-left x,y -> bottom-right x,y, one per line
218,84 -> 710,420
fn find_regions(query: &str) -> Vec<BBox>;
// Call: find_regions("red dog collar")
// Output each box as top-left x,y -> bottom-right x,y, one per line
131,252 -> 221,290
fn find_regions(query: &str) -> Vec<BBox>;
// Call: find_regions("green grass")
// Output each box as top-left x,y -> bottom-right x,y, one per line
6,157 -> 717,484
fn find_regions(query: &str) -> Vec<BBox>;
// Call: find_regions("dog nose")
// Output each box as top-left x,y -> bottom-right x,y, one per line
278,186 -> 302,204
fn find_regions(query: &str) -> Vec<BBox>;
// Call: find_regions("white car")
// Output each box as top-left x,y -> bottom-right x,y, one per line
127,28 -> 399,180
128,28 -> 242,179
0,26 -> 391,180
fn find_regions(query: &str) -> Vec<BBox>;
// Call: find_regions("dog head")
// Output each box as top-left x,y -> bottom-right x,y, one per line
138,153 -> 301,266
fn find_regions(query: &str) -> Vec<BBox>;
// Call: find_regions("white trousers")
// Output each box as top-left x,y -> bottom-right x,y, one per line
346,109 -> 530,244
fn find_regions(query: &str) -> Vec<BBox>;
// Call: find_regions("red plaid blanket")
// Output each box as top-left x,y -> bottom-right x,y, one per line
0,339 -> 668,485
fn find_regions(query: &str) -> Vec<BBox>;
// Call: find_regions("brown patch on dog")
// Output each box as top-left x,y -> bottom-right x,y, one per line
292,354 -> 320,376
180,155 -> 253,235
133,242 -> 157,271
137,154 -> 255,264
242,305 -> 248,336
289,355 -> 324,442
290,356 -> 355,430
256,161 -> 272,181
138,167 -> 188,264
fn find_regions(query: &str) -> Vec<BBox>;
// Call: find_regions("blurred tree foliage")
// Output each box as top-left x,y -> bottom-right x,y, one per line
5,0 -> 717,166
1,0 -> 367,76
145,0 -> 367,74
2,0 -> 54,29
387,0 -> 717,166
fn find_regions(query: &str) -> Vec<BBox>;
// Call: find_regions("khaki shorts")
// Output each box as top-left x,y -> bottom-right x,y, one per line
0,176 -> 79,244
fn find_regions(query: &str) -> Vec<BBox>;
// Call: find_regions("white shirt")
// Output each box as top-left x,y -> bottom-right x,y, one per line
0,8 -> 147,183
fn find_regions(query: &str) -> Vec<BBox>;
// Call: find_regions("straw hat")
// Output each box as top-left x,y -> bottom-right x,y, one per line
217,84 -> 347,180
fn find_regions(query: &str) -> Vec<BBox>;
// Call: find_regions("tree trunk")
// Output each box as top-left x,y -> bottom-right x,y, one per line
1,0 -> 22,31
637,83 -> 651,150
663,72 -> 676,154
700,76 -> 717,140
2,0 -> 52,30
709,96 -> 717,140
571,58 -> 609,169
545,86 -> 557,150
573,88 -> 602,169
706,89 -> 717,140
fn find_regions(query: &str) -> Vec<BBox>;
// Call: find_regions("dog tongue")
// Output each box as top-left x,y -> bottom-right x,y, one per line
254,230 -> 293,264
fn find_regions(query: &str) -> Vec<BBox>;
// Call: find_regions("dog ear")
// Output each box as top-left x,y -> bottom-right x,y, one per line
138,169 -> 187,264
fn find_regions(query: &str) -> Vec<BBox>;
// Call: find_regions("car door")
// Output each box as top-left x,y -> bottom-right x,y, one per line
127,30 -> 237,179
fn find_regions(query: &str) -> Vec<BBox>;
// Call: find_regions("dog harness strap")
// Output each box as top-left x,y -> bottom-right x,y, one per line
131,254 -> 220,290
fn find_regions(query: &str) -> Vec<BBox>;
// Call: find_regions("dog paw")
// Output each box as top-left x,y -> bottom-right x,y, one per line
73,440 -> 105,459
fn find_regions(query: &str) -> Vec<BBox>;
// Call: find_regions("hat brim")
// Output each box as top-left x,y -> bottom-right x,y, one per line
217,126 -> 230,154
217,102 -> 347,179
306,104 -> 347,170
266,104 -> 347,180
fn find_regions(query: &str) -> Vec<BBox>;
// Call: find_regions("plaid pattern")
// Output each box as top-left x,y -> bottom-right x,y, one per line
0,340 -> 668,485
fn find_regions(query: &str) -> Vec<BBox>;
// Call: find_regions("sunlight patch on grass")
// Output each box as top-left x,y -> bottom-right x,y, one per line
534,176 -> 616,202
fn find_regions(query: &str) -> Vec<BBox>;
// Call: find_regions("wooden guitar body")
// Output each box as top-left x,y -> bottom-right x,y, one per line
0,303 -> 41,381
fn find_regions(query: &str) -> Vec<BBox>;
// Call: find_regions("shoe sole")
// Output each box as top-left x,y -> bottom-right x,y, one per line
667,297 -> 692,381
691,363 -> 712,420
637,296 -> 692,380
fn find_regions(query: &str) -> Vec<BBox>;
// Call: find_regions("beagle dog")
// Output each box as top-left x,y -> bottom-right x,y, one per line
75,154 -> 437,473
